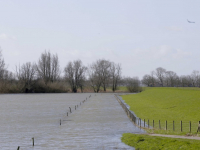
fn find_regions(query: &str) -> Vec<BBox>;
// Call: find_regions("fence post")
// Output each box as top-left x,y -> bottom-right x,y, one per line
197,121 -> 200,132
173,120 -> 175,131
181,120 -> 182,132
153,120 -> 154,128
159,120 -> 161,129
32,137 -> 34,146
166,120 -> 167,130
69,107 -> 71,113
140,118 -> 141,128
148,119 -> 149,128
190,121 -> 191,132
144,119 -> 145,128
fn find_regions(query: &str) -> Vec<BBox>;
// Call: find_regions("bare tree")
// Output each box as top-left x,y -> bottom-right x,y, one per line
165,71 -> 178,87
64,60 -> 87,93
191,70 -> 200,87
154,67 -> 166,86
179,75 -> 192,87
16,62 -> 36,92
88,59 -> 111,92
110,62 -> 121,92
36,51 -> 60,84
88,62 -> 102,93
98,59 -> 111,92
141,74 -> 151,86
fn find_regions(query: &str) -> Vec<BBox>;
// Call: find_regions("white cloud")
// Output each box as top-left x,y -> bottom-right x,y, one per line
0,33 -> 16,40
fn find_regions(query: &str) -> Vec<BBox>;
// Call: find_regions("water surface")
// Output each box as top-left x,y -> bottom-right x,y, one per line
0,93 -> 144,150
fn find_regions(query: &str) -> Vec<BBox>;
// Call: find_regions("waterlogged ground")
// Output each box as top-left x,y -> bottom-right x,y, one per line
0,93 -> 144,150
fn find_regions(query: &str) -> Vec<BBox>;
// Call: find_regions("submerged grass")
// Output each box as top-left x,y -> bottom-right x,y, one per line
121,87 -> 200,135
121,133 -> 200,150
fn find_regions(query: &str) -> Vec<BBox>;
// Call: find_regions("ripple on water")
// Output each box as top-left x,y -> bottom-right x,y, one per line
0,93 -> 144,150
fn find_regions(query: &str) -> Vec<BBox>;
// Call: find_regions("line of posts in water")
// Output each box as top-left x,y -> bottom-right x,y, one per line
17,94 -> 94,149
60,94 -> 92,126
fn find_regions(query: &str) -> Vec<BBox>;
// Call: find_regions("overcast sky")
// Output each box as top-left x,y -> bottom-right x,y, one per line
0,0 -> 200,79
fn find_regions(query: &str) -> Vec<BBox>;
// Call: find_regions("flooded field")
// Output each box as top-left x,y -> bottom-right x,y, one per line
0,93 -> 144,150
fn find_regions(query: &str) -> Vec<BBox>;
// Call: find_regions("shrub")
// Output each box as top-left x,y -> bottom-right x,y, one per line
126,77 -> 143,93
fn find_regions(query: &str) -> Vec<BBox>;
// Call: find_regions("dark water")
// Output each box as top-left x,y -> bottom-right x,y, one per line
0,93 -> 144,150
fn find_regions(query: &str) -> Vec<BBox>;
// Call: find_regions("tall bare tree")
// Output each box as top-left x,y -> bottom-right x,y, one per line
37,51 -> 60,84
16,62 -> 36,92
141,74 -> 151,86
154,67 -> 166,86
64,60 -> 87,93
110,62 -> 121,92
88,62 -> 102,93
191,70 -> 200,87
98,59 -> 111,91
165,71 -> 178,87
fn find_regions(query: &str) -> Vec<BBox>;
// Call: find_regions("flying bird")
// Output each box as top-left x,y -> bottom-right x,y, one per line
187,19 -> 195,23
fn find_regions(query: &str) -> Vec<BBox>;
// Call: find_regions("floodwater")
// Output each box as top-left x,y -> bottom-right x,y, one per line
0,93 -> 144,150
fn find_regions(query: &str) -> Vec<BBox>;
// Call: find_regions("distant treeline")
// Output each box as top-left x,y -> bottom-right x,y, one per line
0,50 -> 141,93
142,67 -> 200,87
3,50 -> 196,93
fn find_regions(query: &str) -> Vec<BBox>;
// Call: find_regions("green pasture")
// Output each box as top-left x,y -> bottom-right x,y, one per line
121,87 -> 200,135
121,133 -> 200,149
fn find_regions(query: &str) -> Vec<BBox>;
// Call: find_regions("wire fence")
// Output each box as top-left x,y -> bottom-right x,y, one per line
114,94 -> 199,133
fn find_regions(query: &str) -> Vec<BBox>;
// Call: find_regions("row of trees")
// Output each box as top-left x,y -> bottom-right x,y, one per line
142,67 -> 200,87
0,50 -> 123,93
1,50 -> 198,93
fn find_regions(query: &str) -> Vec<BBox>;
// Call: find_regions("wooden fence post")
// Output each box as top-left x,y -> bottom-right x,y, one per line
153,120 -> 154,128
181,120 -> 182,132
140,118 -> 141,128
148,120 -> 149,128
144,119 -> 145,128
159,120 -> 161,129
32,137 -> 34,146
166,120 -> 167,130
173,120 -> 175,131
197,121 -> 200,132
69,107 -> 71,113
190,121 -> 191,132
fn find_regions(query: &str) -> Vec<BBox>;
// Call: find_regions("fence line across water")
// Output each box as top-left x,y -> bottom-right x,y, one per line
17,94 -> 93,150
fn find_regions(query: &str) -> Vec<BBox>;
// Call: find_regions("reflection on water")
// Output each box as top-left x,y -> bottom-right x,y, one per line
0,93 -> 144,150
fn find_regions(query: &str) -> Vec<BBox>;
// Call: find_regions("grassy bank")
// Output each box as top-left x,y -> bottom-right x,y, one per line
122,133 -> 200,149
121,87 -> 200,135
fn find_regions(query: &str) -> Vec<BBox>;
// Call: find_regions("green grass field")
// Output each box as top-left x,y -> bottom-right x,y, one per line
121,87 -> 200,135
121,133 -> 200,150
